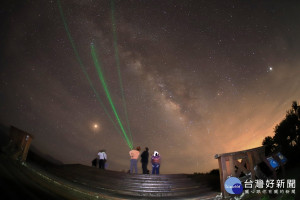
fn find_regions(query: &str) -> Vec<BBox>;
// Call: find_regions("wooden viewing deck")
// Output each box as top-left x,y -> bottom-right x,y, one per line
1,126 -> 219,199
0,154 -> 219,199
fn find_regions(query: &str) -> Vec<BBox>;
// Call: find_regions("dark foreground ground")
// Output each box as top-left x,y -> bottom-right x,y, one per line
0,151 -> 220,200
1,148 -> 300,200
0,125 -> 219,199
1,125 -> 299,200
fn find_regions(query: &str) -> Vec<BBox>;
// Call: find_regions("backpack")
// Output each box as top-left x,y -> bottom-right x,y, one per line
152,156 -> 160,164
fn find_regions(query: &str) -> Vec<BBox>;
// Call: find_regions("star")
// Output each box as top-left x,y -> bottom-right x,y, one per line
267,66 -> 273,72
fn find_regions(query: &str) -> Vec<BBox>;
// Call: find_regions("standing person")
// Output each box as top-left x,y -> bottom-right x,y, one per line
129,146 -> 141,174
98,150 -> 107,169
151,151 -> 161,175
141,147 -> 149,174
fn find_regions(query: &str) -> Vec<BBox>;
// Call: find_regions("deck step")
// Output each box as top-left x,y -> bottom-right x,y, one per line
32,163 -> 217,199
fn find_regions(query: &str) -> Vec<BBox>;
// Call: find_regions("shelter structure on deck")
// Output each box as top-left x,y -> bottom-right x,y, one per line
4,126 -> 34,162
215,146 -> 286,198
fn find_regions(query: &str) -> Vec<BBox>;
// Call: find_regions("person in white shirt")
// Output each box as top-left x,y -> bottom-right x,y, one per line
98,150 -> 107,169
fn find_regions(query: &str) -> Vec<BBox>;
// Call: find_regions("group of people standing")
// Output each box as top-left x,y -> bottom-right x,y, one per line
92,149 -> 107,169
129,146 -> 161,174
93,147 -> 161,174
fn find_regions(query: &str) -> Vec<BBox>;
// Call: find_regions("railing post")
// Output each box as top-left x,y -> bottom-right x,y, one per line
228,155 -> 235,177
217,157 -> 225,198
221,156 -> 229,198
247,152 -> 255,180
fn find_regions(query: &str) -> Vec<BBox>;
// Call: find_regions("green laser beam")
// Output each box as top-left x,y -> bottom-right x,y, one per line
110,0 -> 134,146
91,44 -> 133,149
57,0 -> 129,147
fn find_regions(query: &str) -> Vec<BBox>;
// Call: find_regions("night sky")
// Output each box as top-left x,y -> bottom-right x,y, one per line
1,0 -> 300,174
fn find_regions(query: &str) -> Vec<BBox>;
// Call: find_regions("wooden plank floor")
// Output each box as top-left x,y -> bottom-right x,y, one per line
0,154 -> 219,199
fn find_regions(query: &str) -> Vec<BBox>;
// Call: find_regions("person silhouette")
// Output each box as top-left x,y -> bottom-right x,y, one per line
129,146 -> 141,173
141,147 -> 149,174
97,149 -> 107,169
151,151 -> 161,174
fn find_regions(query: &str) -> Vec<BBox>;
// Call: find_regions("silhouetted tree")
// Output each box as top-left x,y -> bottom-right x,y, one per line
209,169 -> 219,176
292,101 -> 300,120
262,136 -> 276,155
292,101 -> 298,113
262,101 -> 300,160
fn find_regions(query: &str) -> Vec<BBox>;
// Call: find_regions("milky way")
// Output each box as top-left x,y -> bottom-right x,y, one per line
1,0 -> 300,173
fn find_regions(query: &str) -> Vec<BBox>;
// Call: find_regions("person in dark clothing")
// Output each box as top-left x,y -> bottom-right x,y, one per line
141,147 -> 149,174
92,158 -> 98,167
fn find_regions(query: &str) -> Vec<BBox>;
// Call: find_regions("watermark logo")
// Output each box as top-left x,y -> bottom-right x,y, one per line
225,177 -> 243,194
243,178 -> 296,195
